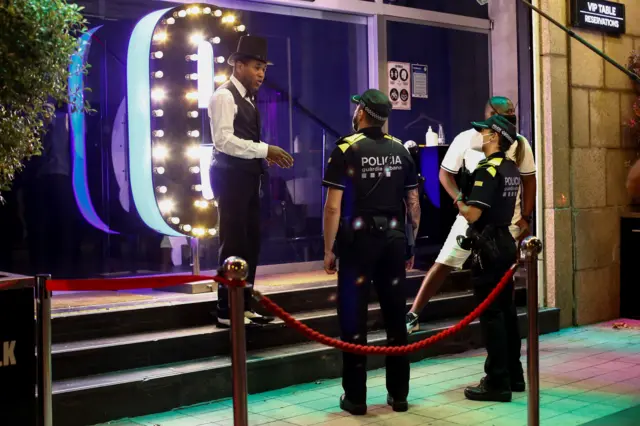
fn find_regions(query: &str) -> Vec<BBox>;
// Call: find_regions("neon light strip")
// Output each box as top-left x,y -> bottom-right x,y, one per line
197,40 -> 214,109
127,8 -> 182,236
197,41 -> 215,200
69,26 -> 118,234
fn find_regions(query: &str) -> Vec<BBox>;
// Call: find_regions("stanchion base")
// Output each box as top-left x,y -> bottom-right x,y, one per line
159,280 -> 216,294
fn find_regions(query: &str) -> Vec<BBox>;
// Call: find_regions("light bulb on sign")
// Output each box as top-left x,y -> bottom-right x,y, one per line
189,33 -> 205,45
211,37 -> 221,44
166,17 -> 176,25
189,166 -> 200,174
185,91 -> 198,101
182,224 -> 192,232
153,130 -> 165,138
214,74 -> 228,84
151,51 -> 164,59
170,217 -> 180,224
154,166 -> 165,175
208,228 -> 218,236
216,56 -> 225,64
158,199 -> 175,214
186,145 -> 201,159
222,15 -> 236,24
152,109 -> 164,117
186,54 -> 198,61
187,111 -> 199,118
150,88 -> 166,101
152,71 -> 164,79
185,73 -> 198,80
152,145 -> 169,160
153,32 -> 167,43
213,200 -> 219,207
192,227 -> 206,237
177,10 -> 187,18
192,184 -> 203,191
194,200 -> 209,208
214,10 -> 222,17
203,7 -> 212,14
187,130 -> 200,138
236,25 -> 246,32
156,186 -> 168,194
190,6 -> 201,14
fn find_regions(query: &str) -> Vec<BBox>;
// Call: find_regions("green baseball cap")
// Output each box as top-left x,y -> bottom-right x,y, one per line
471,114 -> 517,145
351,89 -> 392,121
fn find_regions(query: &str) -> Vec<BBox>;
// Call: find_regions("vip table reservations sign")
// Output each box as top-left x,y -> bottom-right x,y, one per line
571,0 -> 626,35
0,274 -> 36,425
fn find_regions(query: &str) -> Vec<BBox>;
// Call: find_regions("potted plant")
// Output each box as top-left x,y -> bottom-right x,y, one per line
0,0 -> 87,199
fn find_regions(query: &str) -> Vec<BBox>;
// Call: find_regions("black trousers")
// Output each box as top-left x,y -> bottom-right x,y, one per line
211,166 -> 261,318
337,229 -> 409,404
472,228 -> 523,390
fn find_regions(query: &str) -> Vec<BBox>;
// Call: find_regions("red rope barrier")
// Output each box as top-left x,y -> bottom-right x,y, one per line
46,274 -> 246,292
255,265 -> 518,356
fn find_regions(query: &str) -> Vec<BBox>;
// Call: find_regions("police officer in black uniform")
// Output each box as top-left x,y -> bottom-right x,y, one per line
322,89 -> 422,415
455,114 -> 524,402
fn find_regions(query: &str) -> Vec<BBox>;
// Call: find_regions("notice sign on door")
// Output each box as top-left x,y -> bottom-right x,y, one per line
388,62 -> 411,110
571,0 -> 625,35
411,64 -> 428,99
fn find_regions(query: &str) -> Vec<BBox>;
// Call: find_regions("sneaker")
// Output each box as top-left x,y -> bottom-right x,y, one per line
339,394 -> 367,416
387,394 -> 408,412
464,377 -> 511,402
406,312 -> 419,334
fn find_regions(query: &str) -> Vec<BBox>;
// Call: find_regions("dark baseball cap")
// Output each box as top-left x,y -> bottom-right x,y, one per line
471,114 -> 517,145
351,89 -> 392,121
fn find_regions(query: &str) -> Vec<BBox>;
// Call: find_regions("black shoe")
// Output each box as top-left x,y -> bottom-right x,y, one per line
406,312 -> 419,334
511,377 -> 526,392
216,311 -> 273,328
464,378 -> 511,402
387,394 -> 408,412
340,394 -> 367,416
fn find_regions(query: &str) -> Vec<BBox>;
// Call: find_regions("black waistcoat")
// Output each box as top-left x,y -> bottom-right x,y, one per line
212,81 -> 264,174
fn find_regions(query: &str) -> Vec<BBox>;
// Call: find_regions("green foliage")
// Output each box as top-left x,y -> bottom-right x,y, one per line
0,0 -> 87,193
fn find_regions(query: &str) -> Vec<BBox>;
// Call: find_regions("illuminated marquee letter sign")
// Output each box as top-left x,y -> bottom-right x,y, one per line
571,0 -> 625,35
127,4 -> 246,237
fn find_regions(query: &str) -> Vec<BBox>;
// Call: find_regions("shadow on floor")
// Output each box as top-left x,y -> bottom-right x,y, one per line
582,404 -> 640,426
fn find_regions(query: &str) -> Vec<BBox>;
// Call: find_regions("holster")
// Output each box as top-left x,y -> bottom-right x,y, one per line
460,225 -> 501,268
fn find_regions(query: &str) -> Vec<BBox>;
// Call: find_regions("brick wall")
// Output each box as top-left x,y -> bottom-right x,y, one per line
538,0 -> 639,326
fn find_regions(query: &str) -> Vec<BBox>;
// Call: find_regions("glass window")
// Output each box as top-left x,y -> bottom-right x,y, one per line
382,0 -> 489,19
0,1 -> 368,277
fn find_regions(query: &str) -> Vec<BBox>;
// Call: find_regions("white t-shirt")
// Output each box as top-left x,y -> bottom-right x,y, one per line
440,128 -> 536,223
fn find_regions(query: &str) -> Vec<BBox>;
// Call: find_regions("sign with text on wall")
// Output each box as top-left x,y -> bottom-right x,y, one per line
571,0 -> 625,35
411,64 -> 428,99
388,62 -> 411,110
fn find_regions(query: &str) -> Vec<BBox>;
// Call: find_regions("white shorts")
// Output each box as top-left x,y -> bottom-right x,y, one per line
435,215 -> 522,269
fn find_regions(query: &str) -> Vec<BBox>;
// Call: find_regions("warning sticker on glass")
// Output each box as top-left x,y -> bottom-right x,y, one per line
388,62 -> 411,110
411,64 -> 428,99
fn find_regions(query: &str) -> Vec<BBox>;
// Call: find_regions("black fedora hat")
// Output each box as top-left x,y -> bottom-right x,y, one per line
228,35 -> 273,66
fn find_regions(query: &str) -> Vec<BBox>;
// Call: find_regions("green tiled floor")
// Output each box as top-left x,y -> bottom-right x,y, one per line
99,321 -> 640,426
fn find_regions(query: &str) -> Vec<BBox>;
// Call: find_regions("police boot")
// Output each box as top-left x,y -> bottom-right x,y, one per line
339,394 -> 367,416
464,377 -> 512,402
387,394 -> 409,412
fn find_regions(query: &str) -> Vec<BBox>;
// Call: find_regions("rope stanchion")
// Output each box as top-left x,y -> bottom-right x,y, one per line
252,264 -> 518,356
45,274 -> 246,292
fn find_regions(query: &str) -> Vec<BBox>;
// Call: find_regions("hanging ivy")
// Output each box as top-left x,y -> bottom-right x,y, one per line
0,0 -> 87,197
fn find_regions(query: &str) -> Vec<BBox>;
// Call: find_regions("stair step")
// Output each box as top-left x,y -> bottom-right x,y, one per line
52,288 -> 514,381
51,307 -> 560,426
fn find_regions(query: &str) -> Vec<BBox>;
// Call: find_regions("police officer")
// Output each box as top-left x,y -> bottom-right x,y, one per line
322,89 -> 421,415
455,114 -> 523,402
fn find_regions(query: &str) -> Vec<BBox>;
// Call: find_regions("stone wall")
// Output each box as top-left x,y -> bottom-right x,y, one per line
537,0 -> 639,326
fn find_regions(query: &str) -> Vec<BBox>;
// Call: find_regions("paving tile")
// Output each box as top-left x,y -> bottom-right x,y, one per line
541,398 -> 590,413
475,402 -> 526,417
299,396 -> 341,411
132,412 -> 197,426
213,413 -> 275,426
541,412 -> 595,426
284,410 -> 344,426
444,409 -> 501,425
248,399 -> 293,413
412,403 -> 470,419
373,413 -> 436,426
260,405 -> 316,420
570,402 -> 622,419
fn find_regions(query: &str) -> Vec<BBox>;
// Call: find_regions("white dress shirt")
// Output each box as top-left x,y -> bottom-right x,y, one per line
208,75 -> 269,159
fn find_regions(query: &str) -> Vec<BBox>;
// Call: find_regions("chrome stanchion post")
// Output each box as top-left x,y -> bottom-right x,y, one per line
222,257 -> 249,426
520,237 -> 542,426
35,275 -> 53,426
190,237 -> 200,275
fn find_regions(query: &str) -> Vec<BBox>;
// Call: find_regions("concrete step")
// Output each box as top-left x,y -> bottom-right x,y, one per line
51,306 -> 560,426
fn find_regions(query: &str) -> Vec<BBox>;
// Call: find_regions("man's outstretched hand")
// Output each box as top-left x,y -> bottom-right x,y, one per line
267,145 -> 294,169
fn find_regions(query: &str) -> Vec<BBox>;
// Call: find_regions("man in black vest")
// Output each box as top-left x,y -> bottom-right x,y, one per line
209,36 -> 294,327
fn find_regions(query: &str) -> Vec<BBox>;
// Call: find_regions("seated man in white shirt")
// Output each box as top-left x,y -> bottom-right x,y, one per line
406,97 -> 537,343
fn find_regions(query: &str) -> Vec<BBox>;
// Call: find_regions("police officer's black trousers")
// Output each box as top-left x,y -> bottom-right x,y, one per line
212,166 -> 261,317
337,229 -> 409,404
472,229 -> 523,391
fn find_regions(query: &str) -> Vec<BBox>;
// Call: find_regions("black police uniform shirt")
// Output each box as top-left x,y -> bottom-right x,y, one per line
465,152 -> 521,230
322,127 -> 418,226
